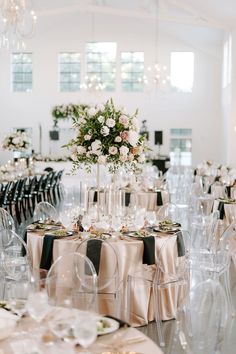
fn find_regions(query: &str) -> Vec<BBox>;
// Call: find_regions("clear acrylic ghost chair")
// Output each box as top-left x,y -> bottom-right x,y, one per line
190,210 -> 220,253
190,221 -> 236,316
33,201 -> 59,223
156,202 -> 180,223
0,229 -> 32,300
46,252 -> 97,311
76,238 -> 122,318
171,279 -> 228,354
127,231 -> 190,348
0,207 -> 15,231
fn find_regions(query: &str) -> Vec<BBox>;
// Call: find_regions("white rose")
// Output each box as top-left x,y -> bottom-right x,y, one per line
128,131 -> 139,147
87,107 -> 97,116
12,137 -> 20,145
70,145 -> 77,154
128,153 -> 134,161
109,146 -> 118,155
84,134 -> 91,141
138,154 -> 146,163
77,146 -> 86,155
91,140 -> 102,156
71,153 -> 77,161
75,127 -> 81,136
98,155 -> 107,164
131,117 -> 139,131
98,115 -> 105,124
80,118 -> 86,125
120,146 -> 129,156
106,118 -> 115,128
120,155 -> 127,162
119,115 -> 129,128
115,136 -> 122,143
101,126 -> 109,136
97,103 -> 105,112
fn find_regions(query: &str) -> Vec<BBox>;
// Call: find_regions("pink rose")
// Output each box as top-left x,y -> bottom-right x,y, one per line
120,131 -> 129,141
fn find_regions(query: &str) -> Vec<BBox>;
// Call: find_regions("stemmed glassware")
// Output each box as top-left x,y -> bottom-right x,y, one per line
26,276 -> 50,325
73,312 -> 97,352
146,211 -> 157,228
81,213 -> 92,232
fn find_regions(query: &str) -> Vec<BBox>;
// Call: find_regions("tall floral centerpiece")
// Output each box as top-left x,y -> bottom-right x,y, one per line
2,130 -> 31,165
52,103 -> 88,126
65,98 -> 149,220
2,131 -> 30,152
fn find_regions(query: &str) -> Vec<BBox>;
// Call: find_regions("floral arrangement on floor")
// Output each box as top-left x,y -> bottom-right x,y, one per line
64,98 -> 149,172
52,103 -> 88,126
2,131 -> 30,152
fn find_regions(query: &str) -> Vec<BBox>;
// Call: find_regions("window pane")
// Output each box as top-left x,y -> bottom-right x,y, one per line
12,53 -> 32,92
59,52 -> 80,92
170,128 -> 192,166
121,52 -> 144,92
170,52 -> 194,92
85,42 -> 117,91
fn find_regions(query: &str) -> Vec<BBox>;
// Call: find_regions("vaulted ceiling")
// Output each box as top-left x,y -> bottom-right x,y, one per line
34,0 -> 236,30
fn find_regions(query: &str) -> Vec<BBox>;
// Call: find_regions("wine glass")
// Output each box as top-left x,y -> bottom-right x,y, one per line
8,281 -> 30,318
146,211 -> 157,228
81,214 -> 92,232
111,216 -> 122,240
134,209 -> 145,230
26,277 -> 50,324
73,312 -> 97,351
60,209 -> 73,231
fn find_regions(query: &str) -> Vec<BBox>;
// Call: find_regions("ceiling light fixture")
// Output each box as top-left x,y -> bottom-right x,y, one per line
0,0 -> 37,50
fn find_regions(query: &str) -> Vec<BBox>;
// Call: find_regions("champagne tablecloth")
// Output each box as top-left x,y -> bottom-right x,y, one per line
27,231 -> 184,326
0,309 -> 163,354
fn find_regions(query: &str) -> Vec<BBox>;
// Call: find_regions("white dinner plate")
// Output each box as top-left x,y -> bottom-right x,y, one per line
96,316 -> 119,335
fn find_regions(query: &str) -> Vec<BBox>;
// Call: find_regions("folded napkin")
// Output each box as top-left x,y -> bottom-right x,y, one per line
86,239 -> 103,274
156,191 -> 163,206
93,191 -> 98,203
142,236 -> 155,265
125,192 -> 131,207
0,308 -> 18,322
104,315 -> 130,328
218,201 -> 225,220
176,232 -> 185,257
40,235 -> 57,270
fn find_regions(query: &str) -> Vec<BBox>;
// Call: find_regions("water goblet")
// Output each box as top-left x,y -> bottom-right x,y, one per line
73,312 -> 97,352
146,211 -> 157,228
81,214 -> 92,232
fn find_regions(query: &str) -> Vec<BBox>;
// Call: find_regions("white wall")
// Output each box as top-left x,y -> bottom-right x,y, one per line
0,11 -> 224,166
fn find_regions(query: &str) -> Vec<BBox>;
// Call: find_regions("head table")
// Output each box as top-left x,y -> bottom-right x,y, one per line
27,227 -> 185,327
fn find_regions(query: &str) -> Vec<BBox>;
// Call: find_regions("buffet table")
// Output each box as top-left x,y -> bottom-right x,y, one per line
27,228 -> 184,327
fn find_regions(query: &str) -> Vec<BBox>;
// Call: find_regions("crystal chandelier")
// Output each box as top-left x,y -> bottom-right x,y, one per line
142,0 -> 170,91
80,75 -> 106,92
0,0 -> 37,50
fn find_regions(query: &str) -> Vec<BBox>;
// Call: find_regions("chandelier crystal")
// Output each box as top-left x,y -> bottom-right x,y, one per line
0,0 -> 37,50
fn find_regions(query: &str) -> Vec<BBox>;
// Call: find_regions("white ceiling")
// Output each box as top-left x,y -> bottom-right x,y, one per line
34,0 -> 236,30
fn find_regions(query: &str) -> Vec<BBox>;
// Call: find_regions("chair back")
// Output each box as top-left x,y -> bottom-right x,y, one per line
189,279 -> 228,354
34,201 -> 59,222
0,207 -> 15,231
0,229 -> 32,301
46,252 -> 97,311
156,202 -> 179,222
153,231 -> 190,319
76,238 -> 119,293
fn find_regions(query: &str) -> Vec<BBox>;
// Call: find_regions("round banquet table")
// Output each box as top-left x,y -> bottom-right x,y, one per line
27,230 -> 183,327
0,308 -> 164,354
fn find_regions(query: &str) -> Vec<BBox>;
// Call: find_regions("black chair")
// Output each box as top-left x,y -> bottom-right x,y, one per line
23,176 -> 38,217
